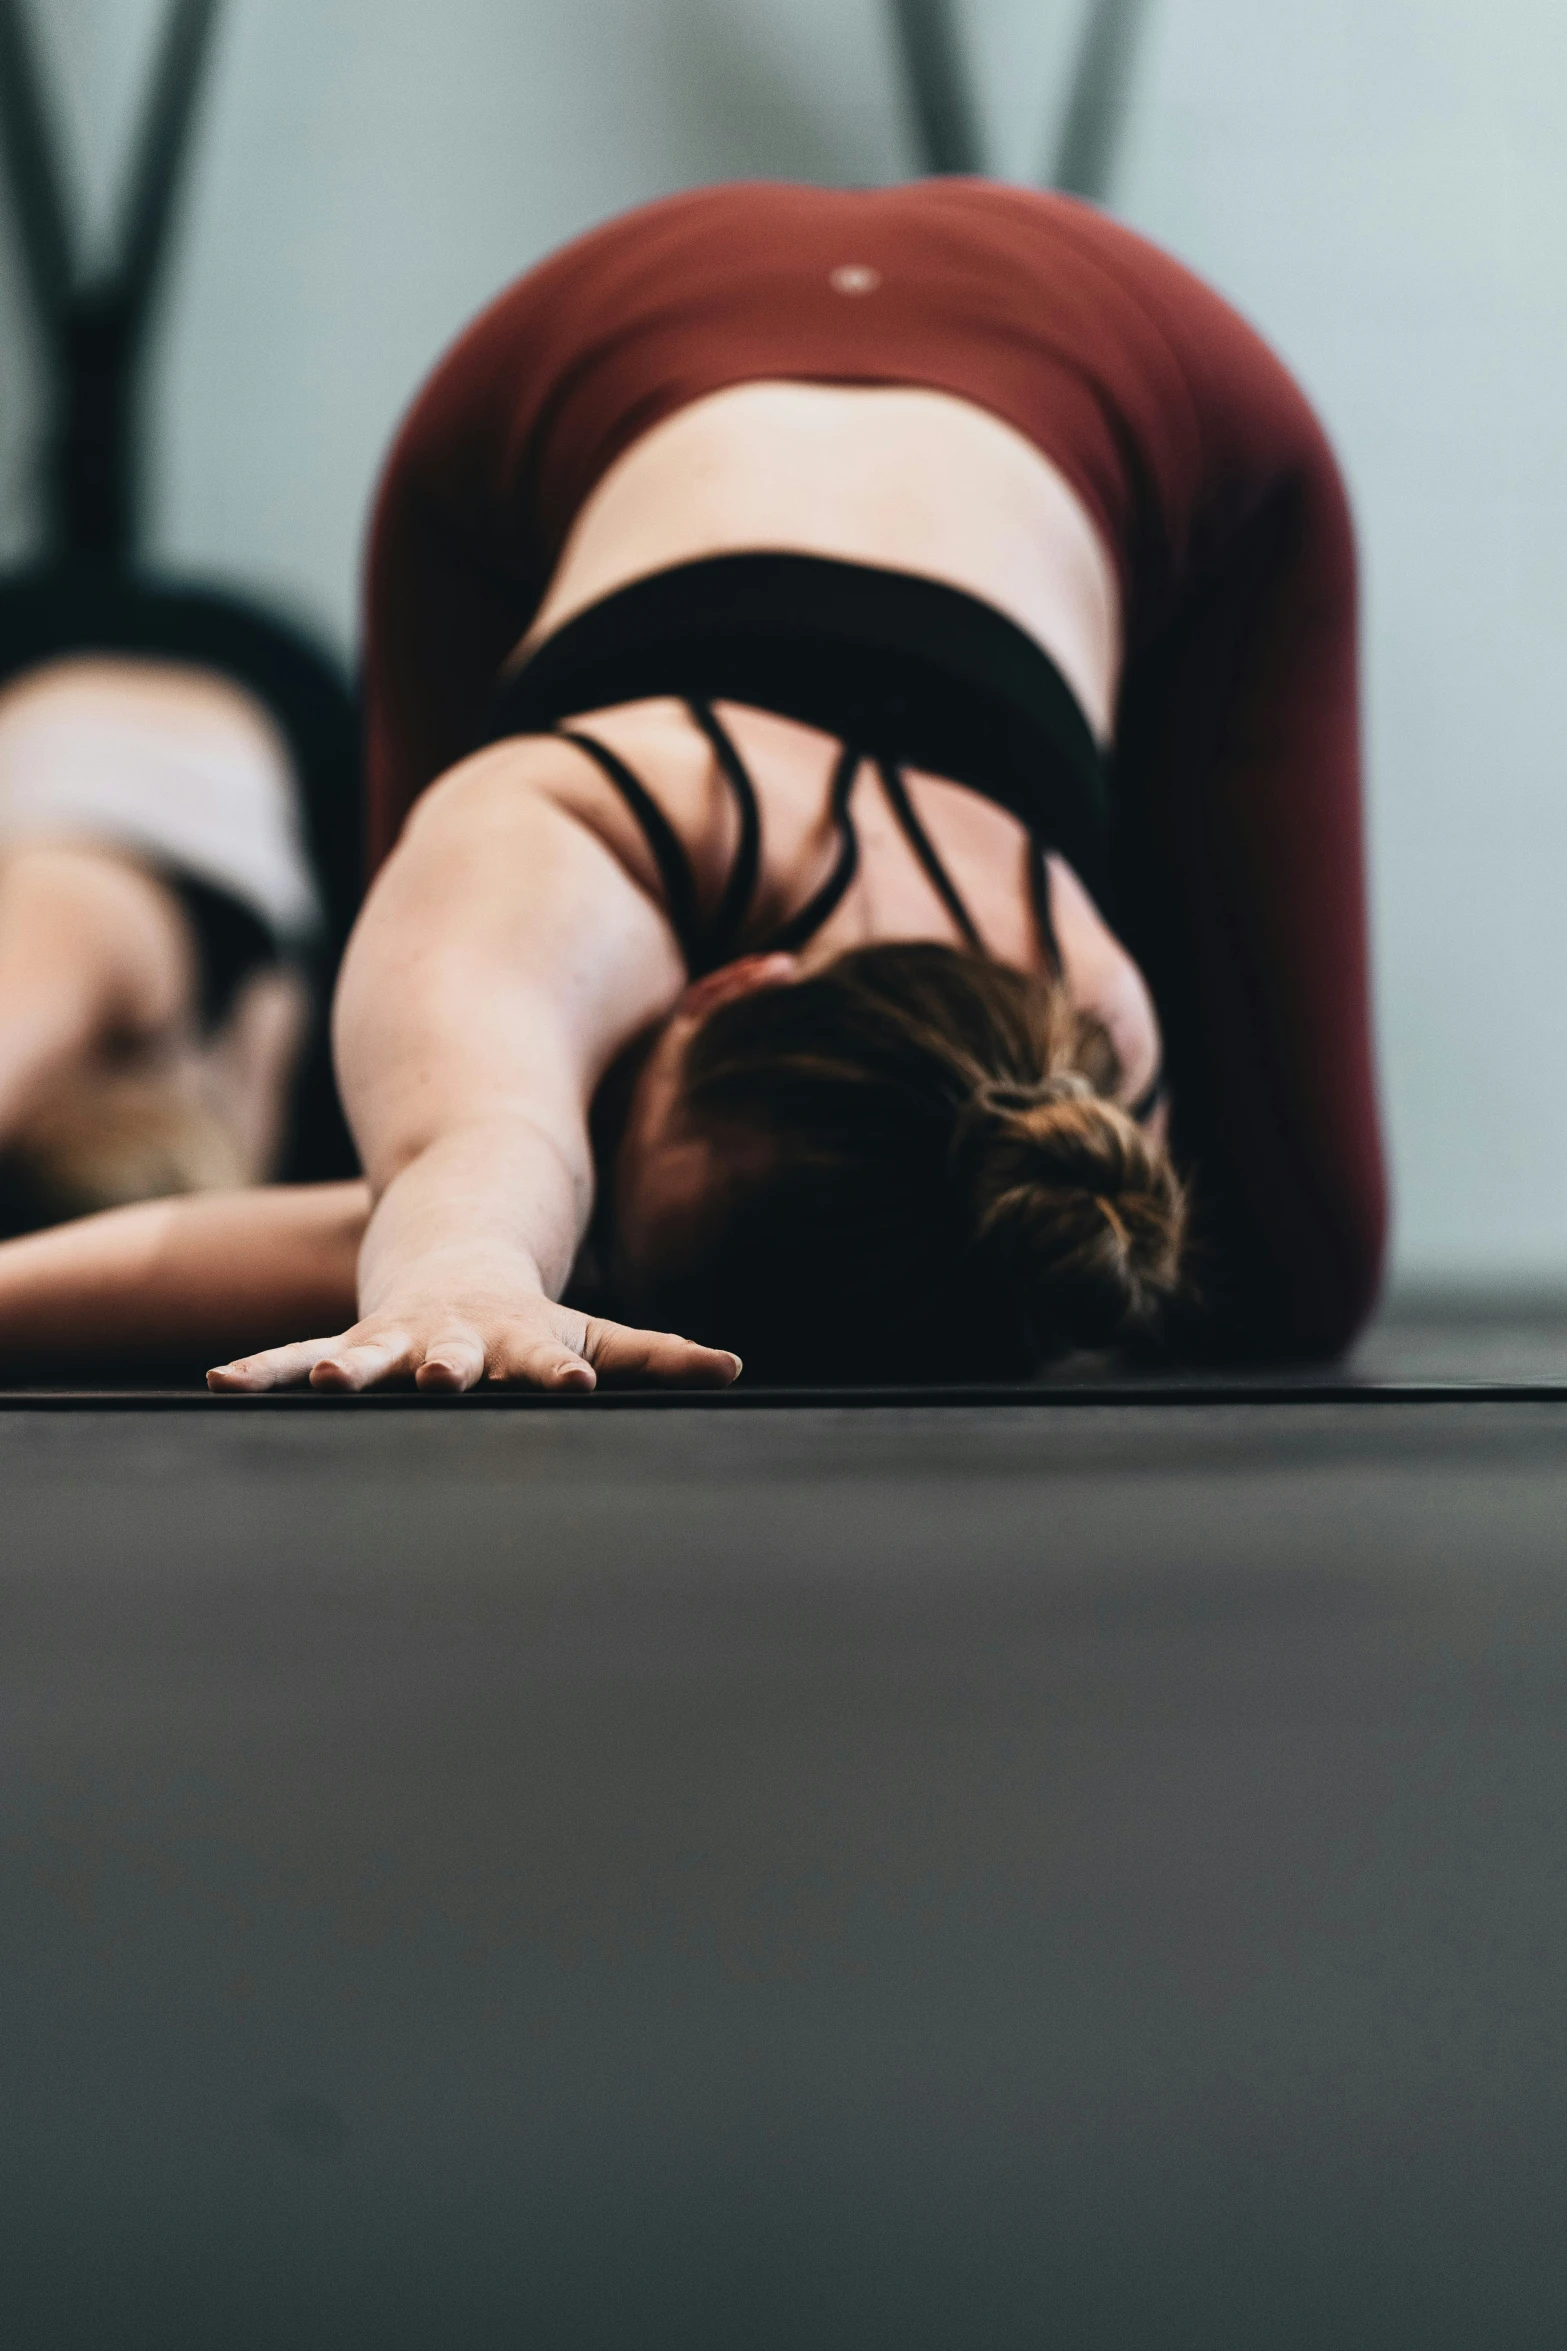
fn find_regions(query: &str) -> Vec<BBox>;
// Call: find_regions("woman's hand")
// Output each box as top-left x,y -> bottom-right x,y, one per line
206,1286 -> 740,1394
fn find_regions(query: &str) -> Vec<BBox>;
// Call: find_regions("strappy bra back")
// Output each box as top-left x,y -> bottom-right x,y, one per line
558,698 -> 1061,980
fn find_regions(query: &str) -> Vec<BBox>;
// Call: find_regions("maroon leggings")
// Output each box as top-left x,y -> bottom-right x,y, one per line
364,180 -> 1385,1359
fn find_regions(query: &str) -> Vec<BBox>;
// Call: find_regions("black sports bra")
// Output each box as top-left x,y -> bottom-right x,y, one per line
488,551 -> 1110,884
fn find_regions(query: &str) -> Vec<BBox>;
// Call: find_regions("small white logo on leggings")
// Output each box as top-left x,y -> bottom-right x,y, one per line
829,264 -> 881,295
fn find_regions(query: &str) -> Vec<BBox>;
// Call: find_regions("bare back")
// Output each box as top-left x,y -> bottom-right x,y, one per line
524,383 -> 1125,746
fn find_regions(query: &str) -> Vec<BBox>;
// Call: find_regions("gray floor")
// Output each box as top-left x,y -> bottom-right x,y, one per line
1351,1292 -> 1567,1383
3,1373 -> 1566,2348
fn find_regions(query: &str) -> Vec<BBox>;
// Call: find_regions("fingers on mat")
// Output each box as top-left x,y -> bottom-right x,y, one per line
585,1319 -> 741,1386
208,1337 -> 340,1392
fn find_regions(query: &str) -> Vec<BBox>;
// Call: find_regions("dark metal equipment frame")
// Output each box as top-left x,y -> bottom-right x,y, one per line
887,0 -> 1154,199
0,0 -> 223,565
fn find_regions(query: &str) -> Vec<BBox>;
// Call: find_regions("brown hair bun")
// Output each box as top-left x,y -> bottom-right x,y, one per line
950,1073 -> 1186,1352
632,941 -> 1190,1382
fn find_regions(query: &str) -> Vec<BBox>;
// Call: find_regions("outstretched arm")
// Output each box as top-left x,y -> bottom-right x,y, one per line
0,1182 -> 365,1370
210,742 -> 741,1395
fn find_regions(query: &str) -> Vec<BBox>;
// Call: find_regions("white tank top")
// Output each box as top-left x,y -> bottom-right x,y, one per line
0,654 -> 321,941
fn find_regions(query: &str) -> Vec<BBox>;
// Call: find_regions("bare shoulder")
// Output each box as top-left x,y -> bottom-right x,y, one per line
404,702 -> 730,909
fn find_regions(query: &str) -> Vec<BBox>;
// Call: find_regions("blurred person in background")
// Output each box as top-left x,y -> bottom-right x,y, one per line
0,606 -> 361,1383
0,652 -> 320,1233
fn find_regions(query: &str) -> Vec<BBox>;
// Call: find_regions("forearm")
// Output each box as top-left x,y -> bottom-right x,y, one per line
334,759 -> 681,1324
0,1183 -> 366,1365
355,1115 -> 588,1316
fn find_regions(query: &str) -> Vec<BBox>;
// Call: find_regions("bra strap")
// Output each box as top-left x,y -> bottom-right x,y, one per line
1029,841 -> 1064,979
874,760 -> 985,953
1127,1070 -> 1167,1125
559,718 -> 867,969
557,726 -> 705,967
685,699 -> 762,969
758,742 -> 864,954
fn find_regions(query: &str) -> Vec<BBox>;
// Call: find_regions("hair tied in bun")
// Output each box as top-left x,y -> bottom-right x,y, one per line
972,1072 -> 1093,1118
1095,1194 -> 1132,1253
948,1062 -> 1187,1351
641,940 -> 1189,1380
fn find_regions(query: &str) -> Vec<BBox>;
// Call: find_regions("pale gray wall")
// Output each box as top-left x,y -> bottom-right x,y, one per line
2,0 -> 1563,1287
1111,0 -> 1567,1287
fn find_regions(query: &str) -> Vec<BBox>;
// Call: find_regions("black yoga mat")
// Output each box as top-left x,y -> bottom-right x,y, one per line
3,1381 -> 1565,2348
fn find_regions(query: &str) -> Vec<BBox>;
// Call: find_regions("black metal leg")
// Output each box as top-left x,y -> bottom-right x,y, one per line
887,0 -> 986,178
0,0 -> 73,323
116,0 -> 223,319
1049,0 -> 1154,202
886,0 -> 1155,205
0,0 -> 225,565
